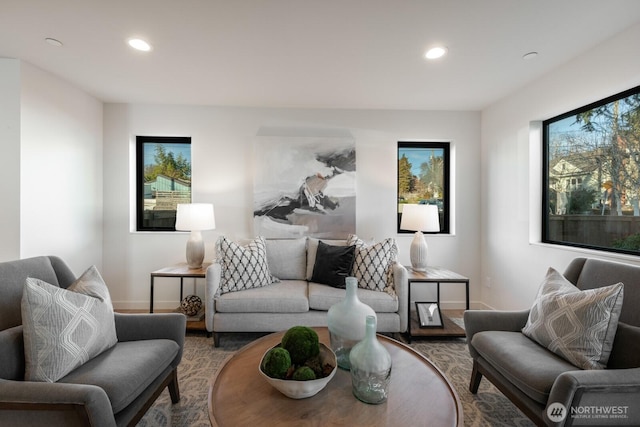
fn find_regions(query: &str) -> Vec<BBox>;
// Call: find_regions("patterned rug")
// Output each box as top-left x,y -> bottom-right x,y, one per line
138,330 -> 535,427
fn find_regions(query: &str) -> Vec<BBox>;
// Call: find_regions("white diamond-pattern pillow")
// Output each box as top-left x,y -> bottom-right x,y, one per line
216,236 -> 279,294
522,267 -> 624,370
347,234 -> 398,295
21,277 -> 118,382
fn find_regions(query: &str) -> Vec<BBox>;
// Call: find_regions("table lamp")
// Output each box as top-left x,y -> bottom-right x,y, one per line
400,204 -> 440,271
175,203 -> 216,269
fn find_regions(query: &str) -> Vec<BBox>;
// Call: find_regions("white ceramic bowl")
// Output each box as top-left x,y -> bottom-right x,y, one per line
259,343 -> 337,399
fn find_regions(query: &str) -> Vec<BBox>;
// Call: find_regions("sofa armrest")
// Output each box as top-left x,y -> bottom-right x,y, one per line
547,368 -> 640,426
464,309 -> 530,358
114,313 -> 186,367
393,262 -> 409,333
0,379 -> 116,427
205,262 -> 222,333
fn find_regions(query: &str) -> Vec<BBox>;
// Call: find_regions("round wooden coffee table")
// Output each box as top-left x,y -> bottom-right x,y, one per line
208,327 -> 463,426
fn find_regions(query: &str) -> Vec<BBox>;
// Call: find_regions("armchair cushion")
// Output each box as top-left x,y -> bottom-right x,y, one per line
216,236 -> 279,294
348,234 -> 398,295
521,268 -> 624,370
21,277 -> 117,382
472,330 -> 577,404
58,339 -> 179,413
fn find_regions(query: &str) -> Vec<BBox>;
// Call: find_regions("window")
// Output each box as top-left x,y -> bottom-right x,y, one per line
136,136 -> 192,231
397,141 -> 450,233
543,85 -> 640,254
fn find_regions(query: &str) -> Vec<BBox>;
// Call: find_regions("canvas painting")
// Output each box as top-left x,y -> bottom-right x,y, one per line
253,137 -> 356,238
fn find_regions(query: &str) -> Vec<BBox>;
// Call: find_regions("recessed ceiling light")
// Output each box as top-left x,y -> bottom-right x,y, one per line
425,46 -> 448,60
128,38 -> 152,52
45,38 -> 63,47
522,51 -> 538,60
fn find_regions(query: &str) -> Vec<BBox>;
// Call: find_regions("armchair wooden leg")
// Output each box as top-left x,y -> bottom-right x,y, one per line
168,368 -> 180,403
469,360 -> 483,393
213,332 -> 220,347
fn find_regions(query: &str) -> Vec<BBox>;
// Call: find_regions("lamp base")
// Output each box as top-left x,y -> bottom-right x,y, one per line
185,231 -> 205,269
409,231 -> 428,272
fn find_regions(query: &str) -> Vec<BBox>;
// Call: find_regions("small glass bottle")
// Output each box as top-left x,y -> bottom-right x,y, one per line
327,277 -> 376,370
349,315 -> 392,404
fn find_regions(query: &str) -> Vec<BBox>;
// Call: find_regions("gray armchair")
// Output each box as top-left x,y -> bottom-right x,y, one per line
464,258 -> 640,426
0,256 -> 186,427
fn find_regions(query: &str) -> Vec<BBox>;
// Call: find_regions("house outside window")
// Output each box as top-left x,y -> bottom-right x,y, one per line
543,85 -> 640,254
136,136 -> 192,231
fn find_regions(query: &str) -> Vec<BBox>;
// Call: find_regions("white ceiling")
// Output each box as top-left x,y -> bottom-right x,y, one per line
2,0 -> 640,110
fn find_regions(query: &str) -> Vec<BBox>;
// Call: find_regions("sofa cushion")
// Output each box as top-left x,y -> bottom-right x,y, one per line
348,234 -> 398,295
21,277 -> 118,382
265,238 -> 307,280
311,241 -> 356,288
522,267 -> 624,370
216,236 -> 279,294
215,280 -> 309,313
308,282 -> 399,313
306,238 -> 347,280
472,330 -> 577,404
59,339 -> 179,413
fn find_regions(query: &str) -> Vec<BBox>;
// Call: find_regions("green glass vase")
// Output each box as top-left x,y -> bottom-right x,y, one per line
348,315 -> 392,404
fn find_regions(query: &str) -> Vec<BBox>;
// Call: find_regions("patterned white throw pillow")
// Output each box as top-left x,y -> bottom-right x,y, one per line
522,267 -> 624,370
347,234 -> 398,295
21,276 -> 118,382
216,236 -> 279,294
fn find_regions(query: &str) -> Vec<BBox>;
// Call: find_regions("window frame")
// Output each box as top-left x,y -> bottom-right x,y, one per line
397,141 -> 450,234
542,85 -> 640,255
136,136 -> 192,232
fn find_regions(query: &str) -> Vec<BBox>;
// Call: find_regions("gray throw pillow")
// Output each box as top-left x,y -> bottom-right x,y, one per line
21,276 -> 118,382
522,267 -> 624,370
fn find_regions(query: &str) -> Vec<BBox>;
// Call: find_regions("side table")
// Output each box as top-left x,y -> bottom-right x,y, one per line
149,262 -> 211,313
407,267 -> 469,341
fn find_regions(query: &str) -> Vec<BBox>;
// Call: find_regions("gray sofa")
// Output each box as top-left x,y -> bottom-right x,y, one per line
205,237 -> 408,346
0,256 -> 186,427
465,257 -> 640,426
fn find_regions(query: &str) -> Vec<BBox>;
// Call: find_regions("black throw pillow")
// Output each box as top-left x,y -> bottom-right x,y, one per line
311,241 -> 356,288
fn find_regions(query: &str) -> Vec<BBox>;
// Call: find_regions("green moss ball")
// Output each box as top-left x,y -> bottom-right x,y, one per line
292,366 -> 316,381
261,347 -> 291,379
281,326 -> 320,365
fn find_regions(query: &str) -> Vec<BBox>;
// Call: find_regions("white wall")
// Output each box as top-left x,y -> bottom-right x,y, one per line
103,105 -> 481,310
19,63 -> 104,273
0,59 -> 22,261
480,23 -> 640,310
0,59 -> 103,272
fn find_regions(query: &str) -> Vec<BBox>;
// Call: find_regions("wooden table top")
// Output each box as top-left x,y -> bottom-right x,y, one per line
208,327 -> 463,427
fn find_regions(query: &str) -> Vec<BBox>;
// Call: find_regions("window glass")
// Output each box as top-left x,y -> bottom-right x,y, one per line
136,136 -> 191,231
397,142 -> 450,233
543,86 -> 640,254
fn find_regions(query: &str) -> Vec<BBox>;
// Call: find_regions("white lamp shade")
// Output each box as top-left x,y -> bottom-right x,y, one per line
175,203 -> 216,231
400,204 -> 440,232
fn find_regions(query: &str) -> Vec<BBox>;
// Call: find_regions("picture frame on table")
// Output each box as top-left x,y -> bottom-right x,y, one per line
416,302 -> 443,328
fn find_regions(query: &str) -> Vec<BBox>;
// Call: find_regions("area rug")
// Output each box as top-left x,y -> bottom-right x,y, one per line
138,331 -> 534,427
